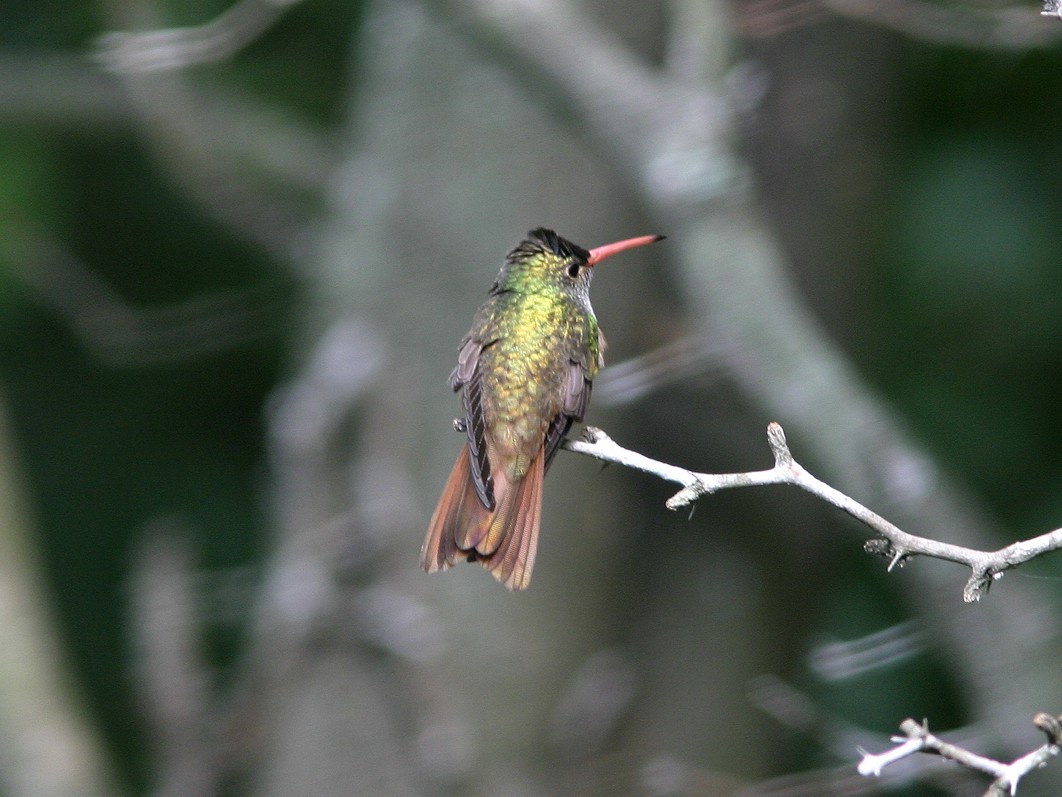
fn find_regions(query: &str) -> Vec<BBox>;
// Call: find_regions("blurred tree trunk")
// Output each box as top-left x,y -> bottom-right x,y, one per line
241,1 -> 1062,795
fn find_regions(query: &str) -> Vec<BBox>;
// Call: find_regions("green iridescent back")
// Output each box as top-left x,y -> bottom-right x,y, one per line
450,229 -> 602,503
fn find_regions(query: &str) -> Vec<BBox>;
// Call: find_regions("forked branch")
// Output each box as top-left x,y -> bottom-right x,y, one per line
563,422 -> 1062,602
858,715 -> 1062,796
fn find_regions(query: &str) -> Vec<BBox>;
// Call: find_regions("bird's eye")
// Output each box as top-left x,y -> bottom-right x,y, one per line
566,263 -> 581,279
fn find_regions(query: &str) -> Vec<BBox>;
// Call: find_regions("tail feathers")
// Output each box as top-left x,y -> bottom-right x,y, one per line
421,446 -> 544,591
481,452 -> 542,590
421,447 -> 477,575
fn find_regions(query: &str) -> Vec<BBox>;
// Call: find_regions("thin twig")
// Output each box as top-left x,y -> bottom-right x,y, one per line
563,423 -> 1062,602
858,716 -> 1062,796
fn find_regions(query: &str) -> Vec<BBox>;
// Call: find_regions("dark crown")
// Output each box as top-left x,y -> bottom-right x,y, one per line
520,228 -> 590,264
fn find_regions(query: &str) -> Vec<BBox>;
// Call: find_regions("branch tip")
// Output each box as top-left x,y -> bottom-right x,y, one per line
581,425 -> 607,444
899,717 -> 927,736
666,484 -> 702,510
1033,713 -> 1062,746
864,538 -> 907,572
766,422 -> 792,466
963,572 -> 994,603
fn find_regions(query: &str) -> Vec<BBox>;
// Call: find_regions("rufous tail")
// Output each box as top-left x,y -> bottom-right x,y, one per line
421,446 -> 544,591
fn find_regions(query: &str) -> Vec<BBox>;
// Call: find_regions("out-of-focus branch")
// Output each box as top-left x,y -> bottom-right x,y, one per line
859,715 -> 1062,796
92,0 -> 336,261
735,0 -> 1062,50
95,0 -> 305,73
131,523 -> 221,797
105,73 -> 312,261
435,0 -> 744,206
0,48 -> 333,199
592,335 -> 727,407
818,0 -> 1062,50
0,50 -> 130,129
564,424 -> 1062,602
733,0 -> 828,38
12,231 -> 292,366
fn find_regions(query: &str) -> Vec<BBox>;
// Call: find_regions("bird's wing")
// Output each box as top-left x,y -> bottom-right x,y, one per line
543,358 -> 590,471
452,336 -> 496,510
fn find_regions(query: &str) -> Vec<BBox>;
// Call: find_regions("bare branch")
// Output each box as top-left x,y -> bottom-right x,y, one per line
131,522 -> 222,797
817,0 -> 1062,50
435,0 -> 744,206
12,232 -> 291,366
92,0 -> 335,262
563,423 -> 1062,602
95,0 -> 305,73
858,716 -> 1062,796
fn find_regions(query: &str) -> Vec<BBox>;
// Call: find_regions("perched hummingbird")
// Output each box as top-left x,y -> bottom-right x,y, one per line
421,228 -> 664,590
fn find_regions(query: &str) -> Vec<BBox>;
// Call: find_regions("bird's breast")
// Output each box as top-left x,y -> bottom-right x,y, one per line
477,294 -> 593,477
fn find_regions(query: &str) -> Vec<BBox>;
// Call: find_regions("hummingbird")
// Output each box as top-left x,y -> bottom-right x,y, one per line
421,228 -> 664,590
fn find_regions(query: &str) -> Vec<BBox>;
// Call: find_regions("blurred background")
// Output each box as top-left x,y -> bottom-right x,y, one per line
2,0 -> 1062,795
